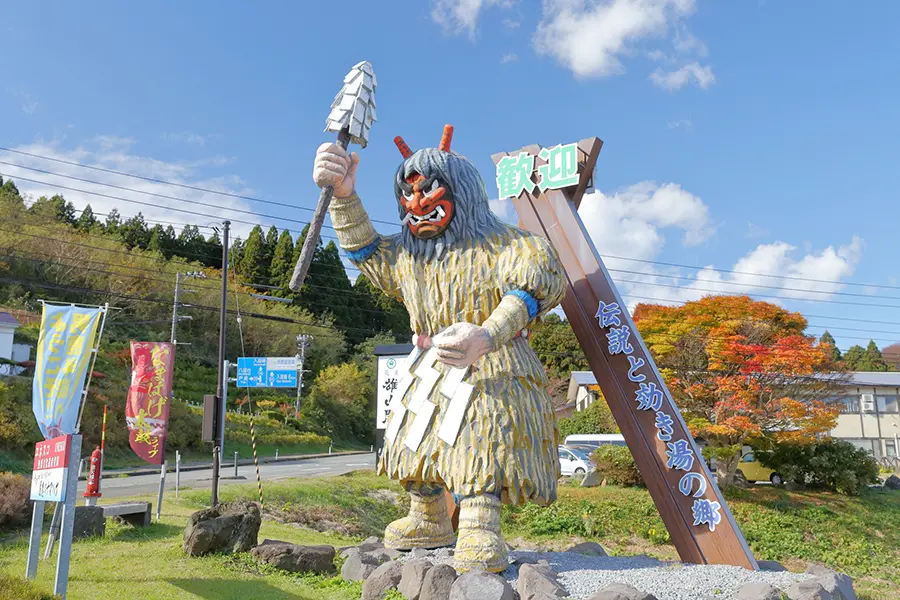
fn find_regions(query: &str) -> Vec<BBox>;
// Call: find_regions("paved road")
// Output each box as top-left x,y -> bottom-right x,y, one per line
78,453 -> 376,498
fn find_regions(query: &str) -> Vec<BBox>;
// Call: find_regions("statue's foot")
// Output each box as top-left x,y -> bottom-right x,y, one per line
453,494 -> 508,573
384,489 -> 455,550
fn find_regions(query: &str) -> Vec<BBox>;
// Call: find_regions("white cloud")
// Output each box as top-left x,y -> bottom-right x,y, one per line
650,62 -> 715,91
0,137 -> 263,239
503,18 -> 522,29
500,52 -> 519,63
161,131 -> 214,146
431,0 -> 518,38
532,0 -> 699,79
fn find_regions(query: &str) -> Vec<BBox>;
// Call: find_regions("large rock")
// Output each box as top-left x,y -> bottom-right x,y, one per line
806,564 -> 834,577
398,558 -> 433,600
581,471 -> 603,488
450,571 -> 515,600
251,540 -> 335,573
786,580 -> 834,600
814,573 -> 856,600
566,541 -> 608,557
362,560 -> 404,600
420,563 -> 458,600
517,563 -> 566,600
736,582 -> 782,600
73,506 -> 106,540
883,474 -> 900,490
587,583 -> 657,600
183,500 -> 261,556
341,548 -> 385,581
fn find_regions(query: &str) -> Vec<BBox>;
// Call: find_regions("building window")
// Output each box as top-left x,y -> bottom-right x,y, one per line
886,440 -> 897,458
876,395 -> 899,413
846,439 -> 876,456
838,396 -> 859,413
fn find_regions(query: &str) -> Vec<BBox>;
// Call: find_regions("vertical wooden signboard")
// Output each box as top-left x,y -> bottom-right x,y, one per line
492,139 -> 757,569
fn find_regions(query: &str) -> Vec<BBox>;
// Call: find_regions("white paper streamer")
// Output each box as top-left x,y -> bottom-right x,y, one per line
404,401 -> 435,452
437,382 -> 474,446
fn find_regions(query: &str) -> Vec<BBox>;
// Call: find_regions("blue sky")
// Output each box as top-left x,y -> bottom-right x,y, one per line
2,1 -> 899,352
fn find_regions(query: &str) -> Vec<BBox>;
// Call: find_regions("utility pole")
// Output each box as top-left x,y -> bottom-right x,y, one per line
295,334 -> 312,415
212,220 -> 230,508
171,271 -> 205,346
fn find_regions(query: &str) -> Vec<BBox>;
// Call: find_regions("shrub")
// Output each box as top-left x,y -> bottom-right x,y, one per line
0,472 -> 32,530
591,445 -> 643,487
756,439 -> 880,495
558,393 -> 618,438
0,574 -> 60,600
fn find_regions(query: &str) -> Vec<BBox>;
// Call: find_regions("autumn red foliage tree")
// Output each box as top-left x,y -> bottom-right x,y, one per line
633,295 -> 845,485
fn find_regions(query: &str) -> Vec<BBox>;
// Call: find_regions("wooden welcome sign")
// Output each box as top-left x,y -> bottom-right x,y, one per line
492,138 -> 758,569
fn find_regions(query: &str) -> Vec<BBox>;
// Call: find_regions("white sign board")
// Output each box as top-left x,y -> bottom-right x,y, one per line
376,354 -> 409,430
30,434 -> 71,502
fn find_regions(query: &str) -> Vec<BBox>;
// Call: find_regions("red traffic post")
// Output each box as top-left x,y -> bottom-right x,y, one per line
83,447 -> 102,505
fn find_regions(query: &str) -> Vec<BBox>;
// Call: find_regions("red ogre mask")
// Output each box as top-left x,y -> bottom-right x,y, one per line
393,125 -> 456,240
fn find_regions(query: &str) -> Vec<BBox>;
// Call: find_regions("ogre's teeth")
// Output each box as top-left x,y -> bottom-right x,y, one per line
436,206 -> 446,218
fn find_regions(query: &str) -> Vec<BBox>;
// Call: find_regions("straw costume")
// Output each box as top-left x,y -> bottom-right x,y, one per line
312,125 -> 566,572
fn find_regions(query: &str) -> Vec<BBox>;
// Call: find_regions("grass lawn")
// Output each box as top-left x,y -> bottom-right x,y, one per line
1,473 -> 897,600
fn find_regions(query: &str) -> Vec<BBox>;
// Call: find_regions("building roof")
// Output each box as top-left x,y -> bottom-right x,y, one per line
570,371 -> 597,386
0,312 -> 21,327
569,370 -> 900,388
843,372 -> 900,387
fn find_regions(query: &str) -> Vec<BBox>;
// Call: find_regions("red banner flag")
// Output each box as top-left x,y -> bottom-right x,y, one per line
125,342 -> 175,465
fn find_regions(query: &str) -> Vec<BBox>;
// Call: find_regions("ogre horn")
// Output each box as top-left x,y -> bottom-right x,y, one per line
394,136 -> 414,159
439,124 -> 454,152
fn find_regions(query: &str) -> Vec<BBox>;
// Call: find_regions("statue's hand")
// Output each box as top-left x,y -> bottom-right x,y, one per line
312,142 -> 359,198
433,322 -> 494,368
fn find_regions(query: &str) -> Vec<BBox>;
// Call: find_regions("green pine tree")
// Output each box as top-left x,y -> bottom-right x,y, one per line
103,208 -> 122,236
842,345 -> 865,371
269,229 -> 295,290
76,204 -> 98,230
820,330 -> 841,362
239,225 -> 268,282
857,340 -> 889,372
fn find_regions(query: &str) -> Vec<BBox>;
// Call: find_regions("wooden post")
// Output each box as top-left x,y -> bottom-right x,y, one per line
492,138 -> 757,570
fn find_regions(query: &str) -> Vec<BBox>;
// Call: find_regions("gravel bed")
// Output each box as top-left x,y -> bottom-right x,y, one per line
399,549 -> 814,600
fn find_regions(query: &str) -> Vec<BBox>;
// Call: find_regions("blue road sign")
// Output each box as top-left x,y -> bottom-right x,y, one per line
236,356 -> 298,388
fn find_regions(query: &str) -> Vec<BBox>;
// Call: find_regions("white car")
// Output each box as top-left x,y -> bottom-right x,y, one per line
558,445 -> 593,476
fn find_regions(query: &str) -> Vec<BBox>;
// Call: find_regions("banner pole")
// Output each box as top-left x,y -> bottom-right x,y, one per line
156,461 -> 167,521
75,303 -> 111,434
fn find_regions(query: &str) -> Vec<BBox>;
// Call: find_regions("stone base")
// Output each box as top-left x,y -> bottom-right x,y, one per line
73,506 -> 105,540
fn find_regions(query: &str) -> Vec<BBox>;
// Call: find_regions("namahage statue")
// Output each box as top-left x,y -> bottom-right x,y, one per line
312,125 -> 567,573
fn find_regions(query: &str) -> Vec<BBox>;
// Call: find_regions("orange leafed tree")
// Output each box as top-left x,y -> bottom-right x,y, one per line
633,295 -> 845,485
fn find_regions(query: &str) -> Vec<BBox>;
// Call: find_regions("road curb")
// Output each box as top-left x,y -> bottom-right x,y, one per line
87,450 -> 372,480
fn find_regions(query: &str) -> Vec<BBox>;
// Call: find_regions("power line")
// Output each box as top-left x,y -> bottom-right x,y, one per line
5,158 -> 897,293
607,267 -> 900,301
614,277 -> 900,310
602,253 -> 900,292
12,170 -> 898,302
4,222 -> 900,341
0,151 -> 400,228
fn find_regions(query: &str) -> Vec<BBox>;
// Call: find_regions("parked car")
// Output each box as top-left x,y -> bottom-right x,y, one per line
737,449 -> 783,485
563,434 -> 626,449
558,445 -> 593,476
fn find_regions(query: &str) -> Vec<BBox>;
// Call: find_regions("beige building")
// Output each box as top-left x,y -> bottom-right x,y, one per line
566,371 -> 900,468
830,372 -> 899,464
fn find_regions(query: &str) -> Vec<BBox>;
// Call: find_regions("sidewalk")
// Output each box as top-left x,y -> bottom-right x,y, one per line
83,450 -> 372,480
